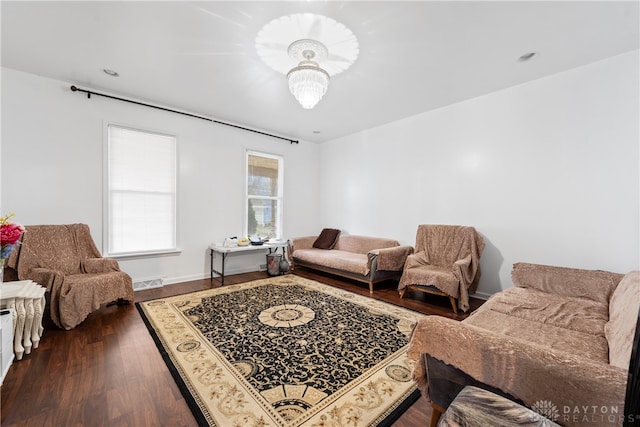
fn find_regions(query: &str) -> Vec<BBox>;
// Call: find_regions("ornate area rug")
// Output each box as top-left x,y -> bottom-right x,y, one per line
136,275 -> 427,426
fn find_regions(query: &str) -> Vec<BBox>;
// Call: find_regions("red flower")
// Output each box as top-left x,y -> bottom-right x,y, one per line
1,222 -> 24,245
0,213 -> 25,259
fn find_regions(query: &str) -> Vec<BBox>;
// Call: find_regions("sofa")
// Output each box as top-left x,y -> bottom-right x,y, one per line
407,262 -> 640,427
289,233 -> 414,293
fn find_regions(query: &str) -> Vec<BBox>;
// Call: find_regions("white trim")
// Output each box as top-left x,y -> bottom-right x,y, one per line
110,249 -> 182,260
140,267 -> 266,289
470,291 -> 491,300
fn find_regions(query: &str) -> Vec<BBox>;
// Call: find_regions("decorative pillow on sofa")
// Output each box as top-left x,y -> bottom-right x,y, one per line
605,270 -> 640,369
313,228 -> 341,249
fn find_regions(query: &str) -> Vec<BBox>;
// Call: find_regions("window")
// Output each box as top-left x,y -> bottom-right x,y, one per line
246,151 -> 283,240
106,125 -> 177,256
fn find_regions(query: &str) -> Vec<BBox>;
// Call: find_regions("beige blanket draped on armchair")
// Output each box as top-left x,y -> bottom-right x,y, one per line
398,224 -> 484,312
7,224 -> 134,330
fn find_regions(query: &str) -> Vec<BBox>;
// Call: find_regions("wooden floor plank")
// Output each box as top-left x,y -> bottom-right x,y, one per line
0,270 -> 483,426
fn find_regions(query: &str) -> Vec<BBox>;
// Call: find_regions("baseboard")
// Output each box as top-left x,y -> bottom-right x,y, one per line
470,291 -> 491,300
134,266 -> 268,290
162,273 -> 210,286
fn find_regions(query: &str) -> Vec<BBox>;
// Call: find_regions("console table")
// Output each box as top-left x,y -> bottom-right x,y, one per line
0,280 -> 46,361
209,241 -> 287,285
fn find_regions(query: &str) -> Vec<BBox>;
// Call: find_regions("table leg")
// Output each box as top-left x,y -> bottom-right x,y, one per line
13,298 -> 25,361
221,252 -> 227,285
210,251 -> 229,285
31,294 -> 44,349
23,298 -> 34,355
268,246 -> 287,256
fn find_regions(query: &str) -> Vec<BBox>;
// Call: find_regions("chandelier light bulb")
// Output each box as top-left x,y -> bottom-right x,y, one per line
287,39 -> 330,109
255,14 -> 359,110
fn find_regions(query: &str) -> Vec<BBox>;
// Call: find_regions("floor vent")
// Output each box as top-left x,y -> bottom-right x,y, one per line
133,277 -> 164,290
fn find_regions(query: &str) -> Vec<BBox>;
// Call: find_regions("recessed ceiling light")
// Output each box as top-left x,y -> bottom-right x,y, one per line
518,52 -> 538,62
103,69 -> 119,77
312,130 -> 321,134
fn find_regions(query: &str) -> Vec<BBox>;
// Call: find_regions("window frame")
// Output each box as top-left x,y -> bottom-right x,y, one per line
103,123 -> 179,258
244,149 -> 284,240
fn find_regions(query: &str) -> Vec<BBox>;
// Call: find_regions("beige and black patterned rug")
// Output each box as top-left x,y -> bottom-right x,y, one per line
136,275 -> 426,426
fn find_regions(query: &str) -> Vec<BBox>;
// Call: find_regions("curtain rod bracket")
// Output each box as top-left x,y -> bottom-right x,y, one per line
69,85 -> 299,144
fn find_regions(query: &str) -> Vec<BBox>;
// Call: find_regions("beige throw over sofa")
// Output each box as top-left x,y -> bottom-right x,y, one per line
408,262 -> 640,427
289,231 -> 413,293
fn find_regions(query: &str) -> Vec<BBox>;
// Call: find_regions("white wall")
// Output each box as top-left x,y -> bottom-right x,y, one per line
320,51 -> 640,296
3,51 -> 638,296
1,68 -> 321,285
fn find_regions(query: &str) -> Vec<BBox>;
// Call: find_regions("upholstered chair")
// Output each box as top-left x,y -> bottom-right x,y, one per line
7,224 -> 134,329
398,224 -> 484,313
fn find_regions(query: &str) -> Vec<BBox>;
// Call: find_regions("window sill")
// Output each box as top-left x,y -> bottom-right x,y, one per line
107,249 -> 182,260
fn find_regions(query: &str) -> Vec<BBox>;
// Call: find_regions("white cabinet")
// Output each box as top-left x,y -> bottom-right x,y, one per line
0,308 -> 14,385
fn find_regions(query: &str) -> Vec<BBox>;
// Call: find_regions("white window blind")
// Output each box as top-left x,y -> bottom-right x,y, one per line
246,151 -> 283,240
107,125 -> 177,256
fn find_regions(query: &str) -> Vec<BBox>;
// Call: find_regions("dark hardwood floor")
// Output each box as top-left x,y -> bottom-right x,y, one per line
0,269 -> 484,426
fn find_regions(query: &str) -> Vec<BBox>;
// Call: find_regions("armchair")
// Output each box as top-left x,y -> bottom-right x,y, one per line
398,224 -> 484,313
7,224 -> 134,330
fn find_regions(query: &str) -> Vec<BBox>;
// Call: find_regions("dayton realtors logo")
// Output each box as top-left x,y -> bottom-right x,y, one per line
531,400 -> 560,422
531,400 -> 631,424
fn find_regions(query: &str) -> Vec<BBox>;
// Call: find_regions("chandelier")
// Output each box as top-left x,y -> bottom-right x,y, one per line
286,39 -> 330,109
255,13 -> 359,110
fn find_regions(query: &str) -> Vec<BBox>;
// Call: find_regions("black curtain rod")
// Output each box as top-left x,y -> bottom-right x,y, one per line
70,85 -> 299,144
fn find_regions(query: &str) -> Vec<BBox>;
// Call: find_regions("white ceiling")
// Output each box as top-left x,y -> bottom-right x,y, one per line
2,1 -> 638,143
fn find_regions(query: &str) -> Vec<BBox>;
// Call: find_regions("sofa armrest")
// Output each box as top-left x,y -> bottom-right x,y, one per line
289,236 -> 317,253
82,258 -> 121,274
369,245 -> 414,271
453,254 -> 472,269
27,267 -> 64,292
511,262 -> 624,304
452,254 -> 473,279
408,316 -> 627,421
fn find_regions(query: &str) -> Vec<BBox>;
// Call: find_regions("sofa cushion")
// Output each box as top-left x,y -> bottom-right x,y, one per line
466,301 -> 610,364
312,228 -> 341,249
605,270 -> 640,369
293,249 -> 369,276
398,263 -> 460,296
484,287 -> 609,336
333,235 -> 399,254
